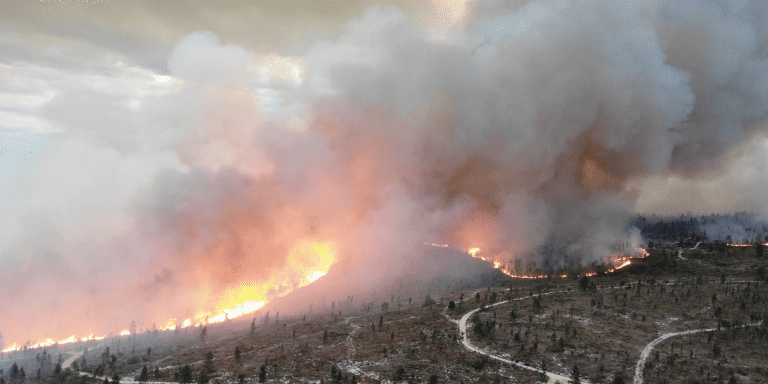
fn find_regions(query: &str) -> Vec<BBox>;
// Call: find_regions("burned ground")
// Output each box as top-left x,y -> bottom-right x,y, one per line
2,242 -> 767,384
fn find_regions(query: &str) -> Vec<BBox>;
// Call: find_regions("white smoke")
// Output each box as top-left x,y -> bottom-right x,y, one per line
3,0 -> 768,346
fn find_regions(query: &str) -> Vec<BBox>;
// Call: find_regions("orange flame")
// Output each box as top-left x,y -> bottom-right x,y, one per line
2,239 -> 336,353
726,243 -> 767,247
463,246 -> 649,279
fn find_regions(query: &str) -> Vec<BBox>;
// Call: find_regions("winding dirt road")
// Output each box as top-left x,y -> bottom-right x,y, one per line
632,322 -> 762,384
451,291 -> 583,384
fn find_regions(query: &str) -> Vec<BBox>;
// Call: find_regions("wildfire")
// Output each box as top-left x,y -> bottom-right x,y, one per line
463,246 -> 649,279
1,239 -> 336,354
160,239 -> 336,329
727,243 -> 768,247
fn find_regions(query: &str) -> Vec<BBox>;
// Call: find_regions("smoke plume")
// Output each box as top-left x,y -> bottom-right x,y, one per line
3,0 -> 768,347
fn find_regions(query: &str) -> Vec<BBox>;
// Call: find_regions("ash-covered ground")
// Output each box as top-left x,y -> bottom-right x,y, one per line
3,236 -> 767,384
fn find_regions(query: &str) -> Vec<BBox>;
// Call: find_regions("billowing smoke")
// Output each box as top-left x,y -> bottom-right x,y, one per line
3,0 -> 768,347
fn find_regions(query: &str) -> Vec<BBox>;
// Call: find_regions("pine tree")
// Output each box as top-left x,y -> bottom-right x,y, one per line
10,362 -> 19,384
180,365 -> 193,384
572,364 -> 581,384
138,366 -> 148,384
203,352 -> 214,373
258,365 -> 266,383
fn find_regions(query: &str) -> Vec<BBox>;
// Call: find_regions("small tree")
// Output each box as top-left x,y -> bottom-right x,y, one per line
138,366 -> 148,384
200,327 -> 207,342
448,301 -> 456,310
393,366 -> 405,381
234,346 -> 242,364
572,364 -> 581,384
10,362 -> 19,384
203,352 -> 214,373
428,373 -> 438,384
579,276 -> 590,291
180,365 -> 193,384
258,365 -> 266,383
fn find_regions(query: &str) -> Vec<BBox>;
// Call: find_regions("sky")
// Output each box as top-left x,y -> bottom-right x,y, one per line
2,0 -> 768,349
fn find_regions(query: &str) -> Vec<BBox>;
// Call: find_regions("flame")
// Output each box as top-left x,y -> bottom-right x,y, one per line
2,239 -> 336,352
162,240 -> 336,329
464,246 -> 650,279
303,270 -> 327,285
726,243 -> 768,247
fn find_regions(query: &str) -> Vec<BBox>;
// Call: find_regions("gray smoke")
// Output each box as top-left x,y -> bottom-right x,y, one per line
3,0 -> 768,346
